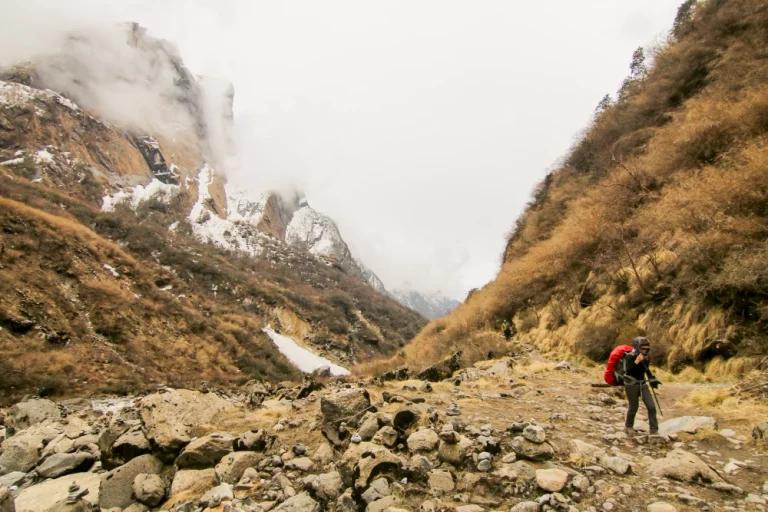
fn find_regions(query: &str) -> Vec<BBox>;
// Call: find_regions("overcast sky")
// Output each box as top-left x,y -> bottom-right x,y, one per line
2,0 -> 683,300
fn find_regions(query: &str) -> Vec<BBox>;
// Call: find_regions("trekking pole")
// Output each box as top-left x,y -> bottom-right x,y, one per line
646,376 -> 663,417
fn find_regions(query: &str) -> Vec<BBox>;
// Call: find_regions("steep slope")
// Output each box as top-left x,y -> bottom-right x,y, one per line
394,0 -> 768,376
0,25 -> 425,403
390,289 -> 460,320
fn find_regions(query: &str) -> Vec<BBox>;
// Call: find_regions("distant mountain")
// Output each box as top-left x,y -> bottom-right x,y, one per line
0,22 -> 426,400
390,290 -> 460,320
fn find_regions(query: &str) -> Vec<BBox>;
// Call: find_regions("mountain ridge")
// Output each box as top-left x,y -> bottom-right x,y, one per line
0,24 -> 426,402
371,0 -> 768,378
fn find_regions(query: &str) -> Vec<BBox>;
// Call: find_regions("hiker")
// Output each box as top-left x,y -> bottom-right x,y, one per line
502,320 -> 512,341
617,336 -> 661,435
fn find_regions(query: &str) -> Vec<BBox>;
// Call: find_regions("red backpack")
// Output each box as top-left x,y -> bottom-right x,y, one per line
604,345 -> 634,386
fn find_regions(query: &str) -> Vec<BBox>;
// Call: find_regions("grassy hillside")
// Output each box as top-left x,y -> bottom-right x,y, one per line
0,81 -> 425,403
381,0 -> 768,378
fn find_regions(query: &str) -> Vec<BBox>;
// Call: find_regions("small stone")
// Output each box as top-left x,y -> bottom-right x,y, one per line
446,403 -> 461,416
375,426 -> 398,448
427,470 -> 454,493
501,453 -> 517,464
522,424 -> 546,444
132,473 -> 166,507
407,429 -> 439,452
536,468 -> 569,492
350,433 -> 362,444
510,502 -> 539,512
476,459 -> 491,472
599,455 -> 631,475
647,503 -> 677,512
361,477 -> 390,504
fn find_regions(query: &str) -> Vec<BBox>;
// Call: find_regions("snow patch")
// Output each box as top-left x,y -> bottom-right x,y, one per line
263,327 -> 350,376
103,264 -> 120,278
102,179 -> 180,212
34,149 -> 54,164
187,165 -> 267,256
0,80 -> 81,112
0,157 -> 24,166
227,188 -> 272,223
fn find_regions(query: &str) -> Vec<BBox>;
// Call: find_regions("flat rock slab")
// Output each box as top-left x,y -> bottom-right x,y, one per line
536,468 -> 569,492
658,416 -> 717,437
15,472 -> 101,512
648,449 -> 723,484
8,399 -> 61,430
139,389 -> 233,458
36,452 -> 94,479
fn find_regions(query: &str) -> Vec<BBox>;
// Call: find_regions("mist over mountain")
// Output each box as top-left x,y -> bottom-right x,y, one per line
0,22 -> 426,400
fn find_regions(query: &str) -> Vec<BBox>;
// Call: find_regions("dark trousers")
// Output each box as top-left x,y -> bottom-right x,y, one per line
625,383 -> 658,432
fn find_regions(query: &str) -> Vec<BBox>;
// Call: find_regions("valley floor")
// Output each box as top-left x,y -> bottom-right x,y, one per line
1,344 -> 767,512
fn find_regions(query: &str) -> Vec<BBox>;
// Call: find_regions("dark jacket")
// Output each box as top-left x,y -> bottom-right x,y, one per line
620,337 -> 655,383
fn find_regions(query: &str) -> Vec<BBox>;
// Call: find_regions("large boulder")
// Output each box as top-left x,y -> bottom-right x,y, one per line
599,455 -> 631,475
104,427 -> 151,469
522,425 -> 546,444
407,429 -> 439,452
357,413 -> 381,441
320,389 -> 373,448
8,400 -> 61,431
437,435 -> 474,466
427,469 -> 455,493
139,389 -> 232,460
339,442 -> 404,489
648,449 -> 723,484
175,434 -> 234,469
15,472 -> 101,512
0,422 -> 61,474
0,432 -> 45,475
568,439 -> 605,465
98,454 -> 163,509
170,468 -> 216,497
303,471 -> 343,501
215,451 -> 263,484
0,486 -> 14,512
658,416 -> 717,437
36,452 -> 94,479
510,436 -> 554,461
234,429 -> 271,451
273,492 -> 320,512
97,423 -> 131,456
132,473 -> 166,507
417,351 -> 463,382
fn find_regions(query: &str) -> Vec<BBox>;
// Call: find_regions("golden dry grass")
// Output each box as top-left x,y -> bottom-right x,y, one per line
392,0 -> 768,376
678,387 -> 768,432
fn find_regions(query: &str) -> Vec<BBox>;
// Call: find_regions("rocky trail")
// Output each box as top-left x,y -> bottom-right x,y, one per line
1,345 -> 767,512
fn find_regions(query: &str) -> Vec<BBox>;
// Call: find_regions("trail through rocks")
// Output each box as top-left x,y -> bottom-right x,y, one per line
0,345 -> 766,512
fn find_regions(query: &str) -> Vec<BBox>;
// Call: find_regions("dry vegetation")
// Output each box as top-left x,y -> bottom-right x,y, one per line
0,173 -> 425,403
387,0 -> 768,378
0,93 -> 425,402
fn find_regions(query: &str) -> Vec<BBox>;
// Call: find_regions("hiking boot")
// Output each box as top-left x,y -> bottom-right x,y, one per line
624,427 -> 636,436
649,429 -> 659,435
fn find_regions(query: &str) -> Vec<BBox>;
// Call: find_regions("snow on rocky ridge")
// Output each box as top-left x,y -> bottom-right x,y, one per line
101,161 -> 434,318
390,289 -> 460,320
